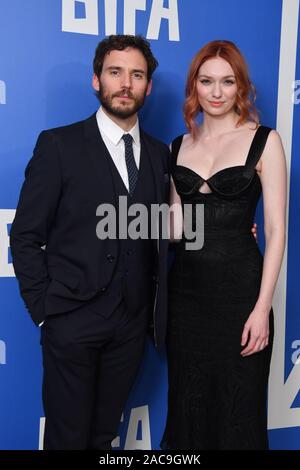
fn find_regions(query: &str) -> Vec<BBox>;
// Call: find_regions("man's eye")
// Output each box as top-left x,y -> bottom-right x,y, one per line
133,73 -> 143,79
110,70 -> 119,76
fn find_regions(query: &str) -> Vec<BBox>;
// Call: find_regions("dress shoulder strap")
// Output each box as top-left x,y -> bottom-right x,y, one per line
171,134 -> 184,168
245,125 -> 273,173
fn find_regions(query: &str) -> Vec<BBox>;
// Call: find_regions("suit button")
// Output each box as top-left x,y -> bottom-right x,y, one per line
152,275 -> 158,282
106,254 -> 115,262
100,287 -> 107,292
127,250 -> 132,256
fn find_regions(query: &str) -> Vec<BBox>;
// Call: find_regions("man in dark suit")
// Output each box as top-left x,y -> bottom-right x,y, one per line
10,35 -> 170,450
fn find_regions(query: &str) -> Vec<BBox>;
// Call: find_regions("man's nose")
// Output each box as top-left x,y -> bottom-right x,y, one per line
120,72 -> 132,89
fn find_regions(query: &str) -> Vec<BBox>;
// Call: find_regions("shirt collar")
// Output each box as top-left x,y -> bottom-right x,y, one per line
96,107 -> 140,146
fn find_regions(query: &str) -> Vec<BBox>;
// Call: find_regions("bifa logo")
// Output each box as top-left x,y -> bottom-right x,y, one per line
39,405 -> 151,449
0,340 -> 6,365
0,80 -> 6,105
62,0 -> 180,41
112,405 -> 151,449
0,210 -> 16,277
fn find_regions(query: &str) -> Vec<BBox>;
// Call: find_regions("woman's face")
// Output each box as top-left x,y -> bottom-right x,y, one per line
196,56 -> 238,117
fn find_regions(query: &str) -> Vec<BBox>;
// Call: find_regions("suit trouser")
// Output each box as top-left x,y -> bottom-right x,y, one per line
40,300 -> 149,449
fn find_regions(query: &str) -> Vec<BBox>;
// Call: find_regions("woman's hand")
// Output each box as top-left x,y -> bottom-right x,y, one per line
251,223 -> 258,242
240,307 -> 270,357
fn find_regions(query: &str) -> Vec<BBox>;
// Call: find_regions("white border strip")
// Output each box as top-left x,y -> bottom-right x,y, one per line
268,0 -> 300,429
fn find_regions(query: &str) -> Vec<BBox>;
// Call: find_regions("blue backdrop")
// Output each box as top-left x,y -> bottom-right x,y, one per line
0,0 -> 299,450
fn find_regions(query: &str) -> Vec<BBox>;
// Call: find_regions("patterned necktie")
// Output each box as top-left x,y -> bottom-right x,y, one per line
122,133 -> 138,195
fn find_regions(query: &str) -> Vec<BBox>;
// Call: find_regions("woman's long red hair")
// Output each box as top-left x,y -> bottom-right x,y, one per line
184,40 -> 259,139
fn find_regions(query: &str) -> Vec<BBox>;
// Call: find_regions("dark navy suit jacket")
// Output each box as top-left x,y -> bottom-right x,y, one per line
10,113 -> 171,349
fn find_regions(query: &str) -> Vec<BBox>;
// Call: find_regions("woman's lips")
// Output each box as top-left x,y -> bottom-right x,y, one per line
209,101 -> 224,107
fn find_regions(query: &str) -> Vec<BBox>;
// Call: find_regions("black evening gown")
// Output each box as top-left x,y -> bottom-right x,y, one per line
161,126 -> 274,450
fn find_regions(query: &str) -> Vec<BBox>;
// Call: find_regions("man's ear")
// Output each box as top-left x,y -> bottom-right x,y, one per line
146,79 -> 152,97
92,74 -> 100,92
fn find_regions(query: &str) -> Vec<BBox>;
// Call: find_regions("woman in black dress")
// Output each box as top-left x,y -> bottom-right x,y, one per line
162,40 -> 286,450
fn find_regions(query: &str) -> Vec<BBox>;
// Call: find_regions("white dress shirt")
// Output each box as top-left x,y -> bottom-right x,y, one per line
96,107 -> 141,191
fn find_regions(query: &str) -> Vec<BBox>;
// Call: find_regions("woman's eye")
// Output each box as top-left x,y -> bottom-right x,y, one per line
200,79 -> 211,85
224,79 -> 235,85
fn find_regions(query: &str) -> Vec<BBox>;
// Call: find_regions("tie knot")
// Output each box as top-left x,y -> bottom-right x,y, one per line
122,133 -> 133,146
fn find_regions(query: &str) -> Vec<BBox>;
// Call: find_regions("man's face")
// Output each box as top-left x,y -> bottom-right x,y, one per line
93,47 -> 152,120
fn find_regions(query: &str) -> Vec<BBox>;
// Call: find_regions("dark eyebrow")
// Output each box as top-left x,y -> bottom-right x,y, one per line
132,69 -> 146,75
106,66 -> 146,75
198,74 -> 235,79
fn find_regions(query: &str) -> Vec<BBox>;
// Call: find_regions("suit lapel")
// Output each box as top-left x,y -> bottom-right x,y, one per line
140,129 -> 164,205
83,113 -> 117,206
140,130 -> 168,255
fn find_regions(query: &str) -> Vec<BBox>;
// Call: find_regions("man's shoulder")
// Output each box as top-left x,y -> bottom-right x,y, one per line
33,114 -> 97,157
42,113 -> 95,140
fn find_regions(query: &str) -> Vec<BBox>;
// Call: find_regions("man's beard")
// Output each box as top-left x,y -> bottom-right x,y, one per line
98,87 -> 147,119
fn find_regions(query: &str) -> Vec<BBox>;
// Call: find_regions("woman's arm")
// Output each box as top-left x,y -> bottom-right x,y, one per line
241,130 -> 287,356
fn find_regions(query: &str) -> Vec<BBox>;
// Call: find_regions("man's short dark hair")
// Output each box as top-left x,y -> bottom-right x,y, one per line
93,35 -> 158,81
